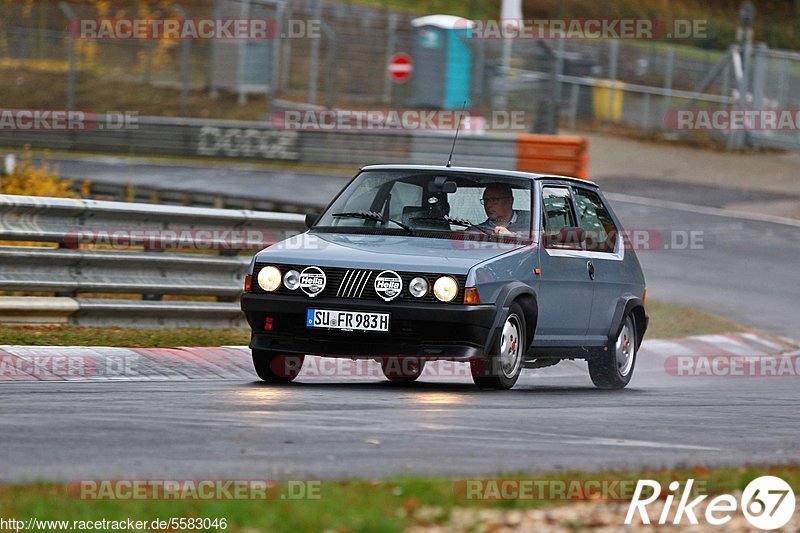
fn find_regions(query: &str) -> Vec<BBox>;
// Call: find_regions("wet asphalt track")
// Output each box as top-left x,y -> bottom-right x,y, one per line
1,356 -> 798,482
1,157 -> 798,482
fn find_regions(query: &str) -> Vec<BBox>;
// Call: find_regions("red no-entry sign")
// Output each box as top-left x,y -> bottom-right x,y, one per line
388,53 -> 413,83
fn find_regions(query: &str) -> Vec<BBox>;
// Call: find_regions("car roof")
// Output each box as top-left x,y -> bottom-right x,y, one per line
359,164 -> 599,187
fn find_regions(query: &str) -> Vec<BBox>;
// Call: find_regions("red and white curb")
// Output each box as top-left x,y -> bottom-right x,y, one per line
0,332 -> 796,382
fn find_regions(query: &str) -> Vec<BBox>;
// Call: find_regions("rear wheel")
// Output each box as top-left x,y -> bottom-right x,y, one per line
471,302 -> 525,390
252,350 -> 305,383
380,357 -> 426,383
589,314 -> 637,389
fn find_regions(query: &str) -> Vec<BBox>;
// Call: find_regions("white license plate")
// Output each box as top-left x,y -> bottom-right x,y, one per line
306,309 -> 390,332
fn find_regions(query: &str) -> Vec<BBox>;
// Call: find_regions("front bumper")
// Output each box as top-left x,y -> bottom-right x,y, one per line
241,292 -> 495,359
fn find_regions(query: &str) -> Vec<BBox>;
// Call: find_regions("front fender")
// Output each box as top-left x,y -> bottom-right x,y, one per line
483,282 -> 538,356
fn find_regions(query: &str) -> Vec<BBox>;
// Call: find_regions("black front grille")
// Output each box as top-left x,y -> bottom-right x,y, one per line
252,263 -> 467,304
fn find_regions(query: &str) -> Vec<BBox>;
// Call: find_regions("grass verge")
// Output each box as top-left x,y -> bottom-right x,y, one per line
0,300 -> 746,347
643,300 -> 744,339
0,465 -> 797,532
0,325 -> 249,348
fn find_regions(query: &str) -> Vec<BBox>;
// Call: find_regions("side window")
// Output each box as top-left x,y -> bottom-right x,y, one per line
574,188 -> 618,252
541,186 -> 580,249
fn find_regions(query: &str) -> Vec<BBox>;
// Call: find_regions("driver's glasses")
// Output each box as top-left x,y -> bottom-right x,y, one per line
481,196 -> 511,205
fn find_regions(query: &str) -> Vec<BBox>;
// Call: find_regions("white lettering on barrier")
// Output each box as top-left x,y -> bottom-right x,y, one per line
197,126 -> 298,160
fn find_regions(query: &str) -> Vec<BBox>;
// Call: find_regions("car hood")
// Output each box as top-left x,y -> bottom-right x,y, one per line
255,232 -> 526,274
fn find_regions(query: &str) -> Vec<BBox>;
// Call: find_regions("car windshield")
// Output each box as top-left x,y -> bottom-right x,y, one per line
313,170 -> 533,241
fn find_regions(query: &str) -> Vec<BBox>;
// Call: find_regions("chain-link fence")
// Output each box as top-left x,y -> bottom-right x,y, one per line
1,0 -> 798,149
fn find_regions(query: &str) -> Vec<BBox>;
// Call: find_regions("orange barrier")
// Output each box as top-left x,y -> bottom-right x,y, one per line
515,134 -> 589,180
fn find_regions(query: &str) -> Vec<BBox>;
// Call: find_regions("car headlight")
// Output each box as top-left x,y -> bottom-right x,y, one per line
283,269 -> 300,290
433,276 -> 458,302
409,276 -> 429,298
257,265 -> 282,292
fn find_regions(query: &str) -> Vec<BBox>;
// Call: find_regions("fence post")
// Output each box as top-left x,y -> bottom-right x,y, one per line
751,43 -> 767,112
382,12 -> 398,105
268,1 -> 286,116
175,5 -> 191,116
280,6 -> 292,92
473,36 -> 486,106
568,83 -> 579,129
721,49 -> 731,110
237,0 -> 251,104
319,21 -> 337,109
308,0 -> 322,105
143,41 -> 155,84
58,2 -> 77,111
641,93 -> 650,132
731,36 -> 753,149
606,40 -> 619,123
208,0 -> 221,97
777,58 -> 789,106
661,46 -> 674,129
550,38 -> 565,133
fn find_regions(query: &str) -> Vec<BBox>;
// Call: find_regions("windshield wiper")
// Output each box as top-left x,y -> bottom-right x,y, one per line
410,215 -> 493,235
331,211 -> 414,234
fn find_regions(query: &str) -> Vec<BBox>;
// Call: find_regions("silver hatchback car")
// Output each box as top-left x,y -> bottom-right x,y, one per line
241,165 -> 648,390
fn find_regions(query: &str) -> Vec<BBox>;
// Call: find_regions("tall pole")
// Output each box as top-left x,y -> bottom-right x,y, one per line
308,0 -> 322,105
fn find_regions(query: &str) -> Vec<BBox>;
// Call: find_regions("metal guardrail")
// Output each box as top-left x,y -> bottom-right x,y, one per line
78,180 -> 316,213
0,114 -> 520,170
0,194 -> 307,328
0,116 -> 301,163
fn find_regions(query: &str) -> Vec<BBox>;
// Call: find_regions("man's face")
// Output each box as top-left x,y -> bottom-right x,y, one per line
483,187 -> 513,222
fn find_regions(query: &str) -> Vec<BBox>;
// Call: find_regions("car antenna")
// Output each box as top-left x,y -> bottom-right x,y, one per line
446,101 -> 467,168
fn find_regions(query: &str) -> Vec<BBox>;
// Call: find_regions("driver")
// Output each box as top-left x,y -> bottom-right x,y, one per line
478,183 -> 531,235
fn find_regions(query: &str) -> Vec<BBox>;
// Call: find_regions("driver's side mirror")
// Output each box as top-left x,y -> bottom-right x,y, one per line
546,226 -> 585,248
305,212 -> 321,229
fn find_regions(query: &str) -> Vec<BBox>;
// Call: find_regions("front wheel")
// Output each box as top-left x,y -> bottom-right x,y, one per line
588,314 -> 637,389
471,302 -> 525,390
252,350 -> 305,383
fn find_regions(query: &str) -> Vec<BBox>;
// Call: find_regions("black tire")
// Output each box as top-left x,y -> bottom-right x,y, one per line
380,357 -> 426,383
471,302 -> 526,390
589,314 -> 637,389
252,350 -> 305,383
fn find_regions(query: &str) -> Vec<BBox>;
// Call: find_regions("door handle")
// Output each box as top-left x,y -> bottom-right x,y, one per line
587,260 -> 595,280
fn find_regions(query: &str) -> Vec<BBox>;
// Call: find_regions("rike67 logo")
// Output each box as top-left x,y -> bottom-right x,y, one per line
626,476 -> 796,530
